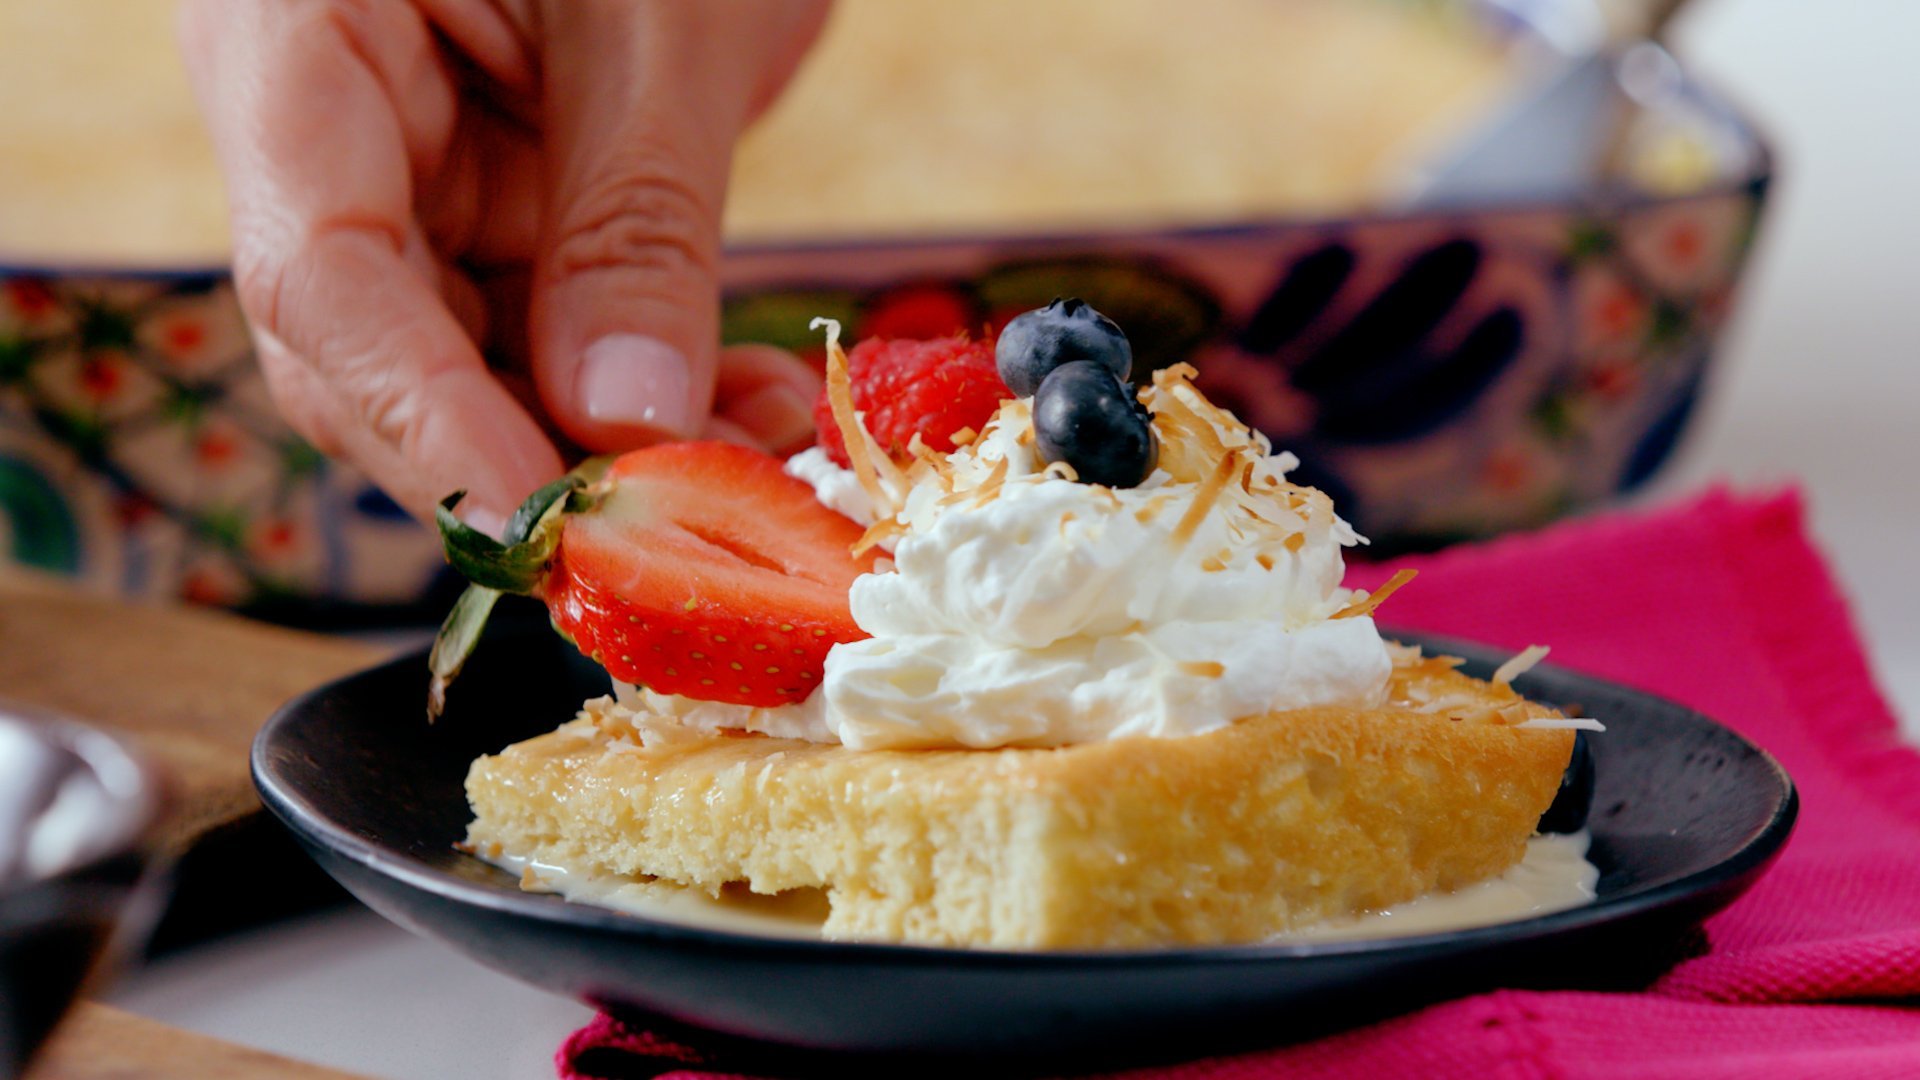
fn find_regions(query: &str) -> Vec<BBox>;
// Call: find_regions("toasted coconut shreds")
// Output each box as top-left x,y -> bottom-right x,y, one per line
1331,568 -> 1418,620
905,432 -> 938,464
1494,702 -> 1531,726
1295,487 -> 1336,529
1169,395 -> 1228,460
1283,532 -> 1306,552
1383,640 -> 1425,666
1240,500 -> 1282,527
1179,660 -> 1226,678
1170,450 -> 1241,548
907,437 -> 949,475
815,318 -> 888,509
1492,644 -> 1551,687
1151,400 -> 1227,482
1134,495 -> 1172,524
1142,367 -> 1219,483
950,426 -> 977,447
1155,363 -> 1252,442
970,456 -> 1011,507
1133,368 -> 1367,538
1519,716 -> 1607,731
852,517 -> 907,558
1043,460 -> 1080,482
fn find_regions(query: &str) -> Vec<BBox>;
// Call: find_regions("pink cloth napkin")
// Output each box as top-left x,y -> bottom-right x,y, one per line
558,489 -> 1920,1079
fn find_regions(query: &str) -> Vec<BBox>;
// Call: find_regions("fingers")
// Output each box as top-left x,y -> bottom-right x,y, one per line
417,107 -> 545,269
701,416 -> 768,451
264,235 -> 561,521
179,0 -> 562,522
713,344 -> 822,455
529,0 -> 829,452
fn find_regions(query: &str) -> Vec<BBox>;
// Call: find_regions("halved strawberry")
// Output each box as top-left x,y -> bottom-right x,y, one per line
428,442 -> 878,718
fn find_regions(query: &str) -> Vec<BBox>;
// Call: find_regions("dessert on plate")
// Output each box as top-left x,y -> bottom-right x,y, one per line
430,302 -> 1597,949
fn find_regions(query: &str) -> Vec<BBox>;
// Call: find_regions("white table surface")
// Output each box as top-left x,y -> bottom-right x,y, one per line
107,1 -> 1920,1076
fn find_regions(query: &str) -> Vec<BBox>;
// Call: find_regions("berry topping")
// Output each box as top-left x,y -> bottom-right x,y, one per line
994,297 -> 1133,397
859,283 -> 975,340
812,334 -> 1008,467
430,442 -> 879,715
1032,360 -> 1159,488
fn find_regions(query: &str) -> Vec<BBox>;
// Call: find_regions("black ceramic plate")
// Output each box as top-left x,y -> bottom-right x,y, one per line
254,626 -> 1795,1067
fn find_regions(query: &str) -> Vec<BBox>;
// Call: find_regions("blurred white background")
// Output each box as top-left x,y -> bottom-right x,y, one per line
1658,0 -> 1920,737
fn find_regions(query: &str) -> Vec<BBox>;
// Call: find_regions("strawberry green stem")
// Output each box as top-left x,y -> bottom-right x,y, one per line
426,457 -> 610,720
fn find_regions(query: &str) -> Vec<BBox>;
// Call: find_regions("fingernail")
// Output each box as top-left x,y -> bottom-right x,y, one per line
574,334 -> 694,437
724,383 -> 816,450
458,502 -> 509,542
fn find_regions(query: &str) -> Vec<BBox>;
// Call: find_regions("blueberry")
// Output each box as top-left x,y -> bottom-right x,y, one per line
1032,361 -> 1158,488
1537,731 -> 1595,834
995,297 -> 1133,397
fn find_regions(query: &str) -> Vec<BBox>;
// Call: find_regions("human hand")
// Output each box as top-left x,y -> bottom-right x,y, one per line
179,0 -> 830,533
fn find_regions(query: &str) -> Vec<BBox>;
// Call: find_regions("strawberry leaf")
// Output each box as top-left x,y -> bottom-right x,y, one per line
503,474 -> 583,545
426,584 -> 500,721
434,459 -> 611,594
427,457 -> 614,719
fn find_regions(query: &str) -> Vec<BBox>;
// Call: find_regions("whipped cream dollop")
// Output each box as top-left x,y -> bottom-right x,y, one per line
607,339 -> 1393,751
796,374 -> 1391,749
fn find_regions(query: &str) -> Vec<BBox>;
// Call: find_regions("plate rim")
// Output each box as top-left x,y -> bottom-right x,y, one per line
253,630 -> 1798,969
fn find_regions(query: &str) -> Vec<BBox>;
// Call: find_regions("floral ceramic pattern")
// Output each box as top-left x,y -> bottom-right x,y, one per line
0,273 -> 444,608
721,181 -> 1765,550
1,61 -> 1768,608
0,180 -> 1762,614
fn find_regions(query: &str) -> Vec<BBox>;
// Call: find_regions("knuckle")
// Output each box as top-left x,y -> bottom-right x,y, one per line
257,354 -> 346,460
311,0 -> 379,44
549,169 -> 717,285
348,351 -> 431,458
231,243 -> 291,343
234,215 -> 456,469
235,216 -> 402,357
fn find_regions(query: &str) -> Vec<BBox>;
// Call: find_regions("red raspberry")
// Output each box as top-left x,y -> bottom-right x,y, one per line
859,284 -> 976,340
813,335 -> 1009,467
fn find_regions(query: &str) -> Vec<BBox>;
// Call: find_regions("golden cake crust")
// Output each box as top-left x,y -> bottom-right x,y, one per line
465,656 -> 1574,948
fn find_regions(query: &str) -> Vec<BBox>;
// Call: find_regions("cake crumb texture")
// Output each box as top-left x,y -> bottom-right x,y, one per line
466,658 -> 1573,948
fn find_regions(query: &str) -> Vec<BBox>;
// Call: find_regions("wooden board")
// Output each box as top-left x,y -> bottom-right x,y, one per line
0,567 -> 382,853
29,1004 -> 371,1080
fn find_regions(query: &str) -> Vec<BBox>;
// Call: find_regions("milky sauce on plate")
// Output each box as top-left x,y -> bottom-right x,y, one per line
477,832 -> 1598,945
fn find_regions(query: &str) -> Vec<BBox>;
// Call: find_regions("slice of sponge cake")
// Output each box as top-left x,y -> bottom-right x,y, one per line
465,654 -> 1573,948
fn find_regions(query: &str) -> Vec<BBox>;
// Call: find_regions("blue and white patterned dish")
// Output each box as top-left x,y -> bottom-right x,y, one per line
0,8 -> 1769,613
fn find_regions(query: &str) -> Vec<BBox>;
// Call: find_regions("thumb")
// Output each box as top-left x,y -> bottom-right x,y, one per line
531,2 -> 767,451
